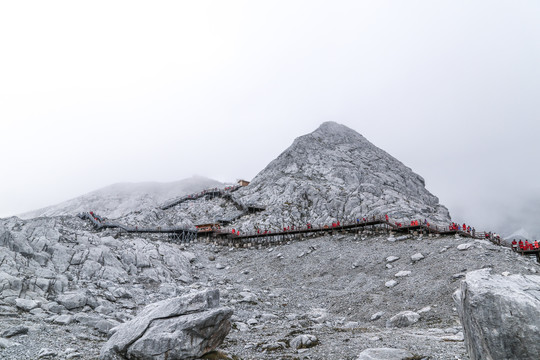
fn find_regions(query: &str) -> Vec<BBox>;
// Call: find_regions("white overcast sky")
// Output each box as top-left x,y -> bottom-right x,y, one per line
1,1 -> 539,237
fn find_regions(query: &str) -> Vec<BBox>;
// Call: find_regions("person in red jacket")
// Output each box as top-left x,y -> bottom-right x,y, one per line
512,239 -> 518,251
385,214 -> 389,222
535,240 -> 539,249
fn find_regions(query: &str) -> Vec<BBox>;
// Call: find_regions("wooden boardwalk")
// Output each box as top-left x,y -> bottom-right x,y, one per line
79,185 -> 522,258
78,212 -> 197,242
515,248 -> 540,262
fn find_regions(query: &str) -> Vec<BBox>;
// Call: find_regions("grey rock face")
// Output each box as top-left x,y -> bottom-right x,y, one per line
233,122 -> 451,231
356,347 -> 415,360
454,269 -> 540,360
100,289 -> 232,360
0,216 -> 194,318
386,311 -> 420,328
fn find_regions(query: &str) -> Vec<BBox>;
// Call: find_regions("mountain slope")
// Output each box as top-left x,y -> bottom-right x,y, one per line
234,122 -> 451,230
20,175 -> 224,219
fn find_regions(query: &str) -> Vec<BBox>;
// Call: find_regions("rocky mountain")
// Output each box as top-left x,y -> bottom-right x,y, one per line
0,122 -> 538,359
228,122 -> 451,232
20,176 -> 224,220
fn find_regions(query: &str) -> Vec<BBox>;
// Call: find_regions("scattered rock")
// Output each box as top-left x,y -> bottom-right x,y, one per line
386,311 -> 420,328
457,243 -> 473,251
410,253 -> 424,262
260,342 -> 286,351
441,332 -> 464,342
238,292 -> 258,304
356,347 -> 415,360
370,311 -> 385,321
57,292 -> 87,310
1,325 -> 29,338
15,298 -> 39,311
215,263 -> 225,270
208,255 -> 216,261
290,334 -> 319,349
37,348 -> 57,359
53,314 -> 73,325
100,289 -> 233,360
233,322 -> 249,332
454,269 -> 540,360
386,256 -> 400,263
394,271 -> 411,278
385,280 -> 398,288
0,338 -> 20,349
417,306 -> 431,314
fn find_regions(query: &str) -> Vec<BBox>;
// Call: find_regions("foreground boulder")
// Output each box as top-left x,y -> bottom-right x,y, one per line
454,269 -> 540,360
100,289 -> 232,360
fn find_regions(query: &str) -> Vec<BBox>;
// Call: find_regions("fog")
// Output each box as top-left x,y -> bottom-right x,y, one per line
1,1 -> 539,238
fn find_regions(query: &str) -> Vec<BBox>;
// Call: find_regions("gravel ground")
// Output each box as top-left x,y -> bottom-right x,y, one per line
1,230 -> 537,359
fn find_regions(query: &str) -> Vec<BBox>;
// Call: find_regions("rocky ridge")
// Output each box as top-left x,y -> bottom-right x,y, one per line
20,176 -> 223,220
160,122 -> 451,234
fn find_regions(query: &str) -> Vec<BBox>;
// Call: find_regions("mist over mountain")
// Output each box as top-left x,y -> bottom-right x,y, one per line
19,176 -> 224,220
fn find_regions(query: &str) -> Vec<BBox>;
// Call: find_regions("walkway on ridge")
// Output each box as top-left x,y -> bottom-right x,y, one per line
78,185 -> 524,260
78,212 -> 197,242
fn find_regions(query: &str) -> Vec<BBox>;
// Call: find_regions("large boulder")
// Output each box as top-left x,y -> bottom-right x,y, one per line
454,269 -> 540,360
100,289 -> 232,360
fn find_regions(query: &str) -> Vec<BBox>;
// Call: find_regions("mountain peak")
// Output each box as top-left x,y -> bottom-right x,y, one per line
316,121 -> 351,133
236,122 -> 451,228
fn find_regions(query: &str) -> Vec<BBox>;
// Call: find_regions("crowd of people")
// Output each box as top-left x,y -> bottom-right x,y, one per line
512,239 -> 540,251
448,222 -> 475,235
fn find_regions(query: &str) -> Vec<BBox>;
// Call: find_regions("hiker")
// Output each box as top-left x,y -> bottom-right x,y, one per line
535,240 -> 539,249
512,239 -> 517,251
385,214 -> 389,222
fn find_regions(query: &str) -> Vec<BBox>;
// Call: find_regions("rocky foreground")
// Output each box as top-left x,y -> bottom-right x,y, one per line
1,214 -> 539,359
